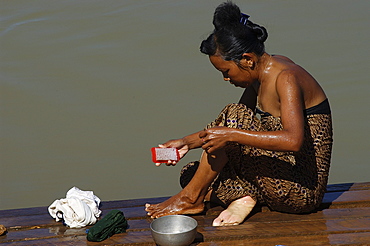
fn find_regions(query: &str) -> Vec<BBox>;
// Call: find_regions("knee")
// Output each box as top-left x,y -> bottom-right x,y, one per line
205,149 -> 229,166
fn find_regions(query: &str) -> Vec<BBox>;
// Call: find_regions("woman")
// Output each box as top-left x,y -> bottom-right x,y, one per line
145,1 -> 333,226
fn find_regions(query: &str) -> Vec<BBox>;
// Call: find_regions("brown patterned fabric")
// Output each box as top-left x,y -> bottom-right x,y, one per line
181,103 -> 333,213
180,161 -> 200,189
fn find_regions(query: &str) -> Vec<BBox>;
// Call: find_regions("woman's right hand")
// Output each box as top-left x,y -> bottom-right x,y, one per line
155,138 -> 189,166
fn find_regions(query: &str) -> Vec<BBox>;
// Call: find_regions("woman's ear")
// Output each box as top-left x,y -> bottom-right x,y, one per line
241,53 -> 256,69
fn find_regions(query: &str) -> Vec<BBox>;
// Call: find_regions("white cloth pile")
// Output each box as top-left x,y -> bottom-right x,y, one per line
48,187 -> 102,228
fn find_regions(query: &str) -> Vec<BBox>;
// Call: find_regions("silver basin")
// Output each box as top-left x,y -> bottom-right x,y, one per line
150,215 -> 198,246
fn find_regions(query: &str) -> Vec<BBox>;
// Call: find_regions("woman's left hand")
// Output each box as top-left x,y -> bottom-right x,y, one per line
199,126 -> 234,153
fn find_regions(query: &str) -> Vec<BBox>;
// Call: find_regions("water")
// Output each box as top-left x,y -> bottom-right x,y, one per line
1,0 -> 369,210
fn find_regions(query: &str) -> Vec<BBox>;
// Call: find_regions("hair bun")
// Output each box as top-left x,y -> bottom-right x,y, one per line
213,2 -> 268,43
201,1 -> 268,58
212,2 -> 241,30
250,24 -> 268,43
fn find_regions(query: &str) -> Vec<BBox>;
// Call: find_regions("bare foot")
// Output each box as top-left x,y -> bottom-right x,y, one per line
212,196 -> 256,226
145,191 -> 205,218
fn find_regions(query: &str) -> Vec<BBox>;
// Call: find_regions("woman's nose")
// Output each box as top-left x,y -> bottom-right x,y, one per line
223,77 -> 230,81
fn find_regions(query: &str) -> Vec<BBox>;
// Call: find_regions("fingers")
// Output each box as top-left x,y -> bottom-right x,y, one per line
166,161 -> 177,166
202,144 -> 210,152
202,144 -> 213,154
198,130 -> 207,138
202,140 -> 214,152
155,161 -> 177,167
204,146 -> 215,154
155,161 -> 176,166
199,131 -> 210,147
202,141 -> 222,154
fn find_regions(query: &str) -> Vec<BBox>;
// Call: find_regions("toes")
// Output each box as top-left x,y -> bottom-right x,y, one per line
144,202 -> 167,218
145,204 -> 152,212
213,210 -> 230,226
149,212 -> 162,219
212,217 -> 222,226
212,218 -> 240,226
145,203 -> 159,211
145,203 -> 156,217
150,211 -> 159,218
223,221 -> 240,226
213,210 -> 242,226
145,206 -> 161,218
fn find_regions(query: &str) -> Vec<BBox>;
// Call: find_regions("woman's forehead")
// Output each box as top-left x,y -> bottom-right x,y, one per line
209,55 -> 232,71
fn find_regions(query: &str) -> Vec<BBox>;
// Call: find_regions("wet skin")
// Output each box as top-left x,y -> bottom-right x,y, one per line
146,52 -> 328,225
146,149 -> 228,218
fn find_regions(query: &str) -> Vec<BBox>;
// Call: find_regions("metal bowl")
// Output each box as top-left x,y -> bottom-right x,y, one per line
150,215 -> 198,246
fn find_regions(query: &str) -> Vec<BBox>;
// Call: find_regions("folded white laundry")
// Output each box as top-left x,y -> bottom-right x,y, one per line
48,187 -> 102,228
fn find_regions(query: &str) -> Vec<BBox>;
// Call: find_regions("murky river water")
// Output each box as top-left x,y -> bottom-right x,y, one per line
1,0 -> 369,210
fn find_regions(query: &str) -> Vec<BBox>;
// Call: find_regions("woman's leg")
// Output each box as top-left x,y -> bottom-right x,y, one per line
212,196 -> 256,226
145,149 -> 228,218
179,161 -> 257,226
146,103 -> 261,223
146,149 -> 258,226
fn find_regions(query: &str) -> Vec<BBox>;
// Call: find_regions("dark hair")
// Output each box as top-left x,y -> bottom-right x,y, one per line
200,1 -> 268,62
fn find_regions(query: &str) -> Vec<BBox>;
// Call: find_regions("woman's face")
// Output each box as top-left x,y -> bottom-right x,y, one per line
209,55 -> 254,88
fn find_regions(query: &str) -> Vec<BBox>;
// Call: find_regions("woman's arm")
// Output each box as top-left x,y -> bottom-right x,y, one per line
161,131 -> 204,150
156,131 -> 204,166
201,71 -> 305,153
182,131 -> 206,150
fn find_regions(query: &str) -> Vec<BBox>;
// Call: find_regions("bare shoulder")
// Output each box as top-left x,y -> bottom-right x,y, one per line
272,55 -> 303,84
273,55 -> 309,85
273,58 -> 327,108
272,54 -> 295,64
274,69 -> 302,99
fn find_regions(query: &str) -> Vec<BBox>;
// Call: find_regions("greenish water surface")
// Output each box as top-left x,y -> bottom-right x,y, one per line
1,0 -> 369,210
